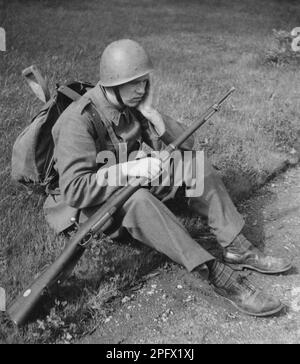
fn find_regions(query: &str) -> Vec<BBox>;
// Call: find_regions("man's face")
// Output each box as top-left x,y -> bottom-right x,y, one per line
118,75 -> 149,107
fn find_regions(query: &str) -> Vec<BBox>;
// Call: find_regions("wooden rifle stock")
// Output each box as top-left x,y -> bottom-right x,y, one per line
7,87 -> 235,326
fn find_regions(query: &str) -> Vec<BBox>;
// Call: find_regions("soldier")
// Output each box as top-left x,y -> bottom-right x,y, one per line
44,39 -> 291,317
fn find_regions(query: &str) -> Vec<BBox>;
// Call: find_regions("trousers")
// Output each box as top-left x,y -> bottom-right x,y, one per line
97,154 -> 245,272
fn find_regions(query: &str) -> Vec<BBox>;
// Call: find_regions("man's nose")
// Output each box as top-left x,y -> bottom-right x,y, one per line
136,81 -> 147,94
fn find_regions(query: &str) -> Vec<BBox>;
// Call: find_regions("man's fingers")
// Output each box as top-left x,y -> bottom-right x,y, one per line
126,157 -> 162,180
148,157 -> 162,179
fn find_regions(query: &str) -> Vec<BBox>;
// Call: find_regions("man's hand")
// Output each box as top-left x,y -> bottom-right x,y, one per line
137,77 -> 154,115
137,79 -> 165,136
96,157 -> 163,187
121,157 -> 162,181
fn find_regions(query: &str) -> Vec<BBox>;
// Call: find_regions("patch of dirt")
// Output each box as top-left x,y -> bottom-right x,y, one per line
80,166 -> 300,344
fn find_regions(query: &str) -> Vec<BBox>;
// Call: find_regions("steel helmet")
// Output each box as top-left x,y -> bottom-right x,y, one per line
99,39 -> 153,87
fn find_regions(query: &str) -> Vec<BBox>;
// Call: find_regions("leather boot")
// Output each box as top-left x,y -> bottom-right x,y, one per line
224,234 -> 292,274
208,261 -> 284,316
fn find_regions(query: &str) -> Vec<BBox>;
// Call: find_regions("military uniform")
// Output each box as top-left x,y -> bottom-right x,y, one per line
42,38 -> 287,318
44,84 -> 244,271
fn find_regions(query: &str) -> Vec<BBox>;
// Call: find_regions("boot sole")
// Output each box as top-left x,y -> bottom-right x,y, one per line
227,263 -> 293,275
225,298 -> 284,317
214,289 -> 285,317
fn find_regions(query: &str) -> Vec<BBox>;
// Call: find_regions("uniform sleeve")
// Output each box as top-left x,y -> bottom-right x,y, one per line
53,110 -> 120,209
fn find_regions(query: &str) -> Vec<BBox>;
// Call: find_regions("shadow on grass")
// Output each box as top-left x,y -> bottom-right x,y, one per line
240,184 -> 279,251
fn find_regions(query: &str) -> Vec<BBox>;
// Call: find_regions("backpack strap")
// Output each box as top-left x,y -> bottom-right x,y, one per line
96,108 -> 121,149
46,88 -> 122,195
57,85 -> 82,101
59,85 -> 121,149
43,85 -> 83,195
84,102 -> 121,156
96,87 -> 123,148
85,103 -> 107,148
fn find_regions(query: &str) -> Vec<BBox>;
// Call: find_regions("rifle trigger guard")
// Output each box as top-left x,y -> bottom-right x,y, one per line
79,232 -> 93,247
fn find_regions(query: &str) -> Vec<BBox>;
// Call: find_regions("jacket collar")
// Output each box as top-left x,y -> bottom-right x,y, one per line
88,82 -> 125,126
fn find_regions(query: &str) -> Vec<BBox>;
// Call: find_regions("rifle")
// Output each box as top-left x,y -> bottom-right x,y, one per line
7,87 -> 236,326
22,65 -> 51,103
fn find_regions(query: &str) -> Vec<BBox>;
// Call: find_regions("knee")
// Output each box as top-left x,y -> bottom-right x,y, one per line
128,188 -> 155,204
123,188 -> 160,214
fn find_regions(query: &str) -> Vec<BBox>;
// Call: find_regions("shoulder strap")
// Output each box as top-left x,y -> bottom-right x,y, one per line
85,104 -> 107,143
94,106 -> 120,148
86,103 -> 121,152
43,85 -> 82,191
59,85 -> 121,148
59,85 -> 123,163
58,85 -> 82,101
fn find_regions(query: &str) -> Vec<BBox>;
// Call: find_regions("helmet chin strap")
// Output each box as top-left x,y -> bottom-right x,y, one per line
101,85 -> 125,110
113,86 -> 125,108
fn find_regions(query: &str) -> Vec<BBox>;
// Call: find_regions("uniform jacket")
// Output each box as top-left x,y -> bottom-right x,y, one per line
44,83 -> 194,232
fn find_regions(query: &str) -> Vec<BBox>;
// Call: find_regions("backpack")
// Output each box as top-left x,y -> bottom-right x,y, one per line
11,81 -> 94,194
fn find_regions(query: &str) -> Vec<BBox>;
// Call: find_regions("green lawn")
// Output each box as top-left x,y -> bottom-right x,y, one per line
0,0 -> 299,343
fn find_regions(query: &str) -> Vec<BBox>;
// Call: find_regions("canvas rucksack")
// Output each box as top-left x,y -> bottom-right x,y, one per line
11,81 -> 94,194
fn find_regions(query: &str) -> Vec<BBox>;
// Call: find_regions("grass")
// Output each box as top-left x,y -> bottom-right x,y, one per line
0,0 -> 300,343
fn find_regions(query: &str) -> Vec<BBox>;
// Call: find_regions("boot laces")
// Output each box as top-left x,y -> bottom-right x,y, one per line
235,274 -> 256,294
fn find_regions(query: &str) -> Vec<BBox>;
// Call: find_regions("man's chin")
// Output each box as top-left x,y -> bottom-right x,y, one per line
127,99 -> 141,107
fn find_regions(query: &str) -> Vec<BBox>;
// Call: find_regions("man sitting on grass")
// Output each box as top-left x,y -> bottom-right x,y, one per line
44,39 -> 292,317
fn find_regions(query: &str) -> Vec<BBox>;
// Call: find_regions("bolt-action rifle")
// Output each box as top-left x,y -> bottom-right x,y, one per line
7,71 -> 235,326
